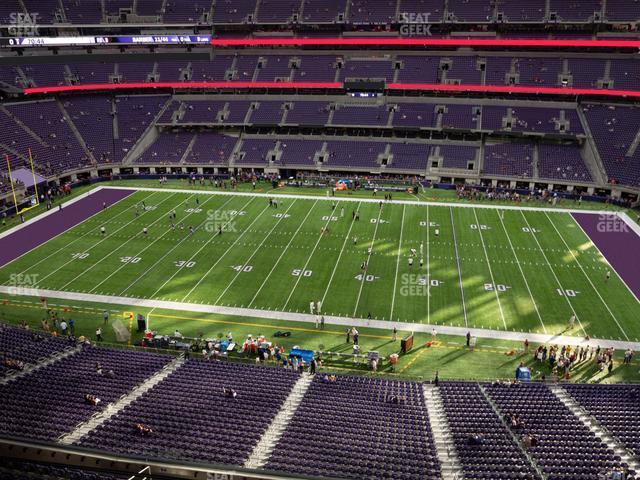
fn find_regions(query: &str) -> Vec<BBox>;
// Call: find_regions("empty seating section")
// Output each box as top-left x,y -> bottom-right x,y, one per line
389,143 -> 429,171
349,0 -> 398,24
483,143 -> 534,177
4,100 -> 89,175
442,104 -> 479,130
549,0 -> 602,21
257,0 -> 301,22
212,0 -> 256,23
186,133 -> 237,164
538,144 -> 592,182
398,0 -> 445,22
249,101 -> 285,124
447,0 -> 495,21
179,100 -> 227,124
583,103 -> 640,186
285,101 -> 331,125
266,376 -> 441,479
238,138 -> 277,164
6,0 -> 640,24
564,384 -> 640,458
497,0 -> 546,22
482,106 -> 583,134
325,140 -> 384,168
114,95 -> 169,161
63,96 -> 115,163
439,145 -> 478,169
7,57 -> 640,94
485,382 -> 625,479
0,323 -> 71,375
302,0 -> 347,22
0,345 -> 171,441
80,360 -> 300,465
0,459 -> 128,480
393,103 -> 436,128
439,382 -> 541,479
332,105 -> 390,126
136,131 -> 194,164
280,139 -> 322,166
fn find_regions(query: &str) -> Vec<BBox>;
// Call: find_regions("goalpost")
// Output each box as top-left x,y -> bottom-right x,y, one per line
4,148 -> 41,215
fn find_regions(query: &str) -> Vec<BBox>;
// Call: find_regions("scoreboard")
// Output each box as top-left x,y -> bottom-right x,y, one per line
1,35 -> 211,47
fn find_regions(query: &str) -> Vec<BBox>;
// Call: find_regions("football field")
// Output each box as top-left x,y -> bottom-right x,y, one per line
1,187 -> 639,342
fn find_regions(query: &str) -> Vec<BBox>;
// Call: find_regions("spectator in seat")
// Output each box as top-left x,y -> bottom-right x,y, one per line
223,387 -> 237,398
84,394 -> 100,406
135,423 -> 153,436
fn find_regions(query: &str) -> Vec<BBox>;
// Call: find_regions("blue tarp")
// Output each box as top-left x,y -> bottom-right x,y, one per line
289,348 -> 314,364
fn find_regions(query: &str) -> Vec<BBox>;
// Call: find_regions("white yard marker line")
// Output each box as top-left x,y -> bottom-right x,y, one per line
10,191 -> 157,276
282,206 -> 341,310
177,198 -> 268,303
214,200 -> 297,304
426,203 -> 430,324
545,212 -> 630,341
319,202 -> 361,309
449,207 -> 468,327
390,204 -> 406,321
36,193 -> 179,286
91,194 -> 218,295
249,201 -> 319,308
472,208 -> 507,330
497,210 -> 546,333
520,210 -> 587,337
352,206 -> 383,317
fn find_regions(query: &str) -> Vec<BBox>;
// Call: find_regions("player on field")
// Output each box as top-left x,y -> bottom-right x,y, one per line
353,236 -> 358,245
100,226 -> 105,235
310,301 -> 315,315
605,270 -> 611,282
435,228 -> 440,237
143,227 -> 148,235
569,313 -> 576,328
420,258 -> 424,268
420,242 -> 424,256
410,248 -> 417,257
408,257 -> 413,267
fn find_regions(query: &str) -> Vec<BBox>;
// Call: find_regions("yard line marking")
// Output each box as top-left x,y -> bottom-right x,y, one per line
35,193 -> 179,286
319,202 -> 361,309
282,205 -> 341,310
520,210 -> 587,336
426,203 -> 430,324
390,204 -> 406,321
178,198 -> 268,303
545,212 -> 629,341
214,200 -> 297,304
91,194 -> 219,294
352,205 -> 383,317
472,208 -> 507,329
11,191 -> 158,276
449,207 -> 468,327
496,210 -> 546,333
249,200 -> 319,308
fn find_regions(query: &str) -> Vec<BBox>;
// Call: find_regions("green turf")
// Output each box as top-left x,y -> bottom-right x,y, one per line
1,187 -> 638,344
1,295 -> 638,384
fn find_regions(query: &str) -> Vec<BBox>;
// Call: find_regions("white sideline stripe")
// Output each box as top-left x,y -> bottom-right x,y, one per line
352,205 -> 383,317
0,187 -> 133,269
617,211 -> 640,237
449,207 -> 468,327
215,200 -> 297,304
98,185 -> 624,215
283,205 -> 337,310
390,204 -> 406,321
11,191 -> 158,276
3,286 -> 639,351
177,197 -> 266,304
545,212 -> 630,341
520,210 -> 587,337
497,210 -> 547,333
572,212 -> 640,305
250,201 -> 319,308
319,202 -> 361,310
92,194 -> 210,295
37,192 -> 179,286
472,208 -> 507,330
